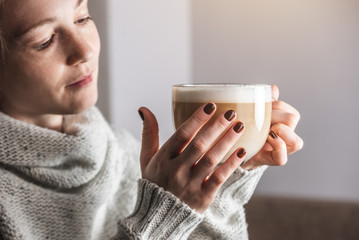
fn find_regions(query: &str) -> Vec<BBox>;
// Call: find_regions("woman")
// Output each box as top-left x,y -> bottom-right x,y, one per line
0,0 -> 303,239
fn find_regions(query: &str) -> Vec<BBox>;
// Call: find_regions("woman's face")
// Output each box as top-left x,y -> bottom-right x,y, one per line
0,0 -> 100,116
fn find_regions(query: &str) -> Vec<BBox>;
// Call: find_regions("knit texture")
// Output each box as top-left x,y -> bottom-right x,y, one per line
0,107 -> 203,239
114,179 -> 203,240
0,107 -> 266,240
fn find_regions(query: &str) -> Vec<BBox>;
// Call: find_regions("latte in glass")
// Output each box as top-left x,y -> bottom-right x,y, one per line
172,84 -> 272,162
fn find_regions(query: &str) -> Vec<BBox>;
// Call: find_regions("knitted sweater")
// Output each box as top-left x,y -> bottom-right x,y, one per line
0,107 -> 266,240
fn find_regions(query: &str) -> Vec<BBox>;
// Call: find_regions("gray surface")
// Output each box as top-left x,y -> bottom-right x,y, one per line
245,195 -> 359,240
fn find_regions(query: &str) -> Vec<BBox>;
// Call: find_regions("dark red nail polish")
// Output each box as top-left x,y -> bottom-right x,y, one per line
269,130 -> 278,139
224,110 -> 236,121
204,103 -> 215,115
233,122 -> 245,133
138,110 -> 144,121
237,148 -> 246,158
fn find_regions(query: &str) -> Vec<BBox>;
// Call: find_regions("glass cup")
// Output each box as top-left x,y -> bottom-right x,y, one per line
172,83 -> 272,162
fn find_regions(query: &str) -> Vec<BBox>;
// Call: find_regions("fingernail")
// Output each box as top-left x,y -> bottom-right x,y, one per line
233,121 -> 245,133
204,103 -> 215,115
237,148 -> 246,158
138,110 -> 144,121
224,110 -> 236,121
269,130 -> 278,139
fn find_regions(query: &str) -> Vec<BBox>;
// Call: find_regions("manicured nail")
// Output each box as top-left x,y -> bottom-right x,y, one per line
204,103 -> 215,115
269,130 -> 278,139
224,110 -> 236,121
237,148 -> 246,158
233,121 -> 245,133
138,110 -> 144,121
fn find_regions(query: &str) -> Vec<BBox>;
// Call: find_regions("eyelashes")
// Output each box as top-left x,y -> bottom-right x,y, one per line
76,16 -> 93,25
35,34 -> 56,51
34,16 -> 93,51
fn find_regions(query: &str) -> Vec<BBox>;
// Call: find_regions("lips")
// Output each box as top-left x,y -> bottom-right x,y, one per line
66,71 -> 94,88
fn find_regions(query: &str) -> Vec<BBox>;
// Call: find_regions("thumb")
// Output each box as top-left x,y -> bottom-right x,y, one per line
138,107 -> 159,170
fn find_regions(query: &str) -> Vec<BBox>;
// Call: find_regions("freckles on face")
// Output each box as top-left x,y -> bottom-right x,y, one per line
0,0 -> 101,115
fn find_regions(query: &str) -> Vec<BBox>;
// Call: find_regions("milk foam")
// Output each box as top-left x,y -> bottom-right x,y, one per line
173,84 -> 272,103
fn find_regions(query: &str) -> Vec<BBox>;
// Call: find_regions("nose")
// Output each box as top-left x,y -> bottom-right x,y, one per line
65,31 -> 94,66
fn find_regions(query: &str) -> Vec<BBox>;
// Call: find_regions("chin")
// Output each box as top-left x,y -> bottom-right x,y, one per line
75,96 -> 98,114
66,91 -> 98,115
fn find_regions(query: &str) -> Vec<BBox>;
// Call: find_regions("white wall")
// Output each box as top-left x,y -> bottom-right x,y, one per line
88,0 -> 110,120
107,0 -> 192,143
91,0 -> 359,202
192,0 -> 359,201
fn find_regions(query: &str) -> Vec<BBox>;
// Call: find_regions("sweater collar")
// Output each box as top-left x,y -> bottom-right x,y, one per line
0,107 -> 111,189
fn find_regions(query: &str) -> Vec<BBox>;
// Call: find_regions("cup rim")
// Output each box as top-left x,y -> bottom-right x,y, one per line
173,83 -> 271,88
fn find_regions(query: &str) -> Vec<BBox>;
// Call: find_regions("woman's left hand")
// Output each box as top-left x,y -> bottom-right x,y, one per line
241,85 -> 304,170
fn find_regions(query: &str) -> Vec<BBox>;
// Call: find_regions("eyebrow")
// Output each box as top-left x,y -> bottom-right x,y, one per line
13,0 -> 87,40
13,18 -> 57,40
76,0 -> 86,8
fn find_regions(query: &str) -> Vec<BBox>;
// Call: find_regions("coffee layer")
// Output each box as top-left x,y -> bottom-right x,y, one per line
173,101 -> 271,162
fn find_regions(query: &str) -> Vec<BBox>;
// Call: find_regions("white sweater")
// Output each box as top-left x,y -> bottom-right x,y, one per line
0,107 -> 266,240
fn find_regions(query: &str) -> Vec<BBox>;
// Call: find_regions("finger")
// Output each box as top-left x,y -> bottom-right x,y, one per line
202,147 -> 246,193
272,101 -> 301,129
138,107 -> 159,170
271,109 -> 300,130
191,121 -> 245,181
265,131 -> 288,166
272,100 -> 299,114
271,123 -> 304,155
241,130 -> 287,170
180,109 -> 237,166
164,103 -> 216,157
271,84 -> 280,101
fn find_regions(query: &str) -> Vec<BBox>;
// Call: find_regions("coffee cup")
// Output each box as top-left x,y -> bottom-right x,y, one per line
172,84 -> 272,162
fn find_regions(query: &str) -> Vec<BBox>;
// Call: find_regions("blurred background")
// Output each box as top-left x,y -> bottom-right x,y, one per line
89,0 -> 359,204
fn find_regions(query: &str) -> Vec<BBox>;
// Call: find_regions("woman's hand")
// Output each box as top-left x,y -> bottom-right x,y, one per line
241,85 -> 304,170
138,104 -> 246,213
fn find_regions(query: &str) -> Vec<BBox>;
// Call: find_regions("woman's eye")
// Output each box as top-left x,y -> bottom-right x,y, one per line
76,16 -> 93,25
35,34 -> 55,51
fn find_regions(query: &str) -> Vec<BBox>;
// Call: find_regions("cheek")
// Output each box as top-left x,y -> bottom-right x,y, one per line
4,55 -> 64,98
88,24 -> 101,57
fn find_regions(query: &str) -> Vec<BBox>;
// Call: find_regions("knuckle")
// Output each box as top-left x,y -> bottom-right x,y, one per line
201,154 -> 219,169
279,141 -> 287,151
276,157 -> 288,166
228,157 -> 242,169
170,172 -> 184,188
217,116 -> 231,129
191,137 -> 207,153
174,128 -> 190,145
295,137 -> 304,151
191,111 -> 208,125
295,111 -> 301,122
210,172 -> 225,186
142,126 -> 157,139
275,100 -> 285,109
271,124 -> 282,134
286,113 -> 297,127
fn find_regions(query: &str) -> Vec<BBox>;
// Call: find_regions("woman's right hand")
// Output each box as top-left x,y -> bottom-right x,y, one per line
138,103 -> 246,214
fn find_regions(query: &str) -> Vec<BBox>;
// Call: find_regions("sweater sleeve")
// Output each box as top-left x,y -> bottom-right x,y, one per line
110,128 -> 203,239
112,179 -> 203,240
189,166 -> 267,240
111,127 -> 266,239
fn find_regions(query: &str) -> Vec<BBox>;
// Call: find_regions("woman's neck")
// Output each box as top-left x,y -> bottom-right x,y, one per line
0,106 -> 64,132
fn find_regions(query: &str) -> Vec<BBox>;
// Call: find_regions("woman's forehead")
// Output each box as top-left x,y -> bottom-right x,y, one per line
1,0 -> 86,38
